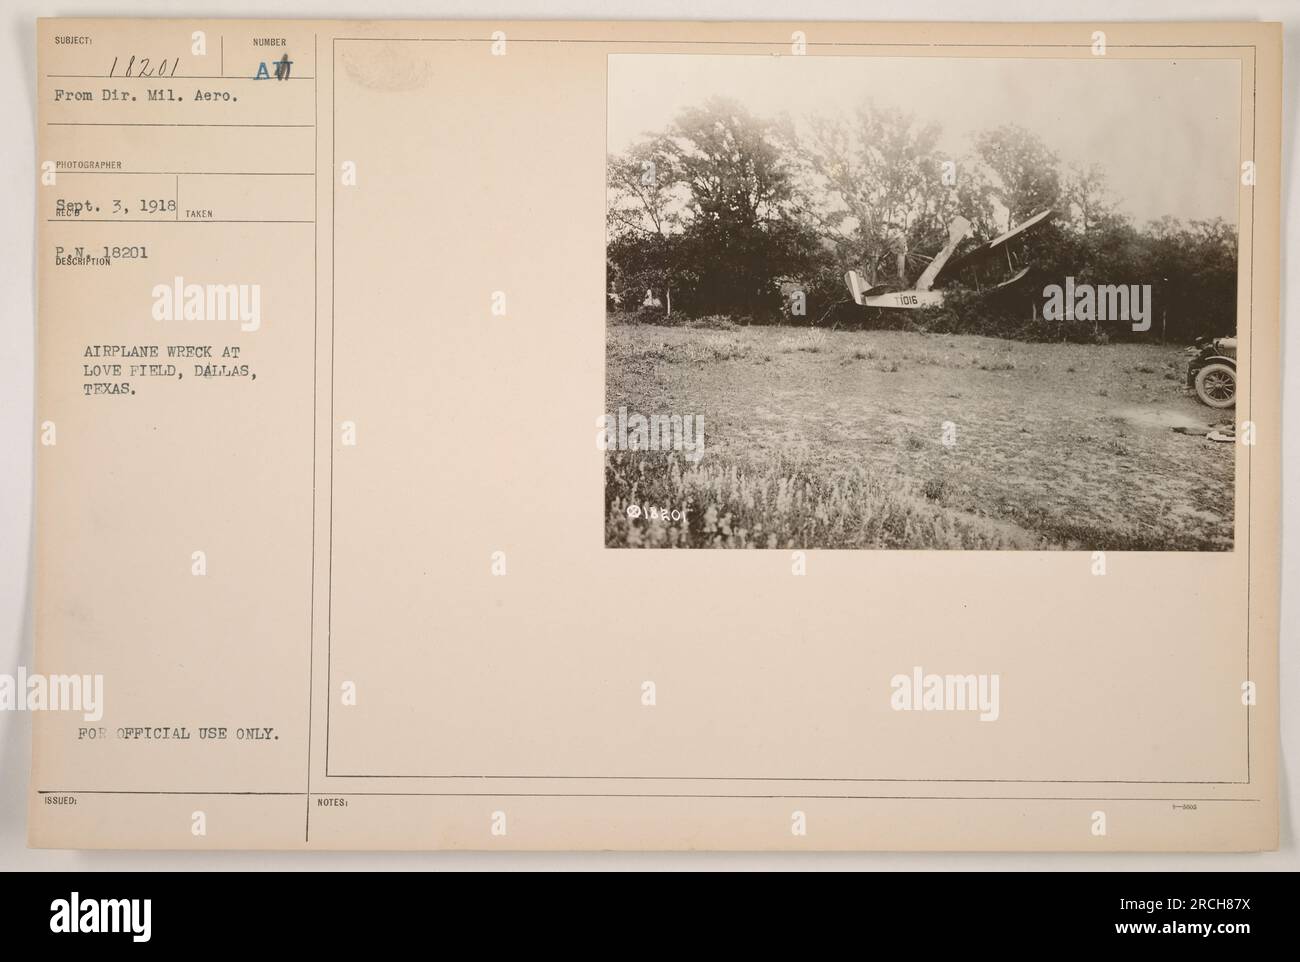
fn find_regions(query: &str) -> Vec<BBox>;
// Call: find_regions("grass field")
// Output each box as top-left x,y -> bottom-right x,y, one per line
605,323 -> 1236,550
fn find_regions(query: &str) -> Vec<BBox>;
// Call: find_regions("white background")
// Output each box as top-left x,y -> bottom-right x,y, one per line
1,0 -> 1295,871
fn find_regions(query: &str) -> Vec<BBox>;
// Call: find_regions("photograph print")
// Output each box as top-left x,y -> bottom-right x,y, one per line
604,53 -> 1241,551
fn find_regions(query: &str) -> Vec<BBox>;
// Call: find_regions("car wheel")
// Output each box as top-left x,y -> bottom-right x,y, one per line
1194,362 -> 1236,408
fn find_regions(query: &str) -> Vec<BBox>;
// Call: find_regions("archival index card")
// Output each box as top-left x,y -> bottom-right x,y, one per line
30,19 -> 1281,850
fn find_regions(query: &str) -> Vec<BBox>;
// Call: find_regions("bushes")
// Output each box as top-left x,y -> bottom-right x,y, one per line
686,315 -> 739,330
891,287 -> 1108,342
682,333 -> 750,362
609,282 -> 1179,346
607,310 -> 756,329
776,329 -> 830,353
604,449 -> 1025,549
606,306 -> 676,326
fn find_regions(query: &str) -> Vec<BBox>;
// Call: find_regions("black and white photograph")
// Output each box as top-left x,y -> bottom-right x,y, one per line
0,0 -> 1292,932
605,53 -> 1242,550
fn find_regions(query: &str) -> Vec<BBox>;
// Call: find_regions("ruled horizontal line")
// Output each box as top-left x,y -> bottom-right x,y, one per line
332,794 -> 1264,802
332,38 -> 1255,49
39,790 -> 301,796
37,790 -> 1263,802
328,773 -> 1253,784
46,218 -> 315,224
48,122 -> 314,128
47,75 -> 316,80
54,171 -> 314,176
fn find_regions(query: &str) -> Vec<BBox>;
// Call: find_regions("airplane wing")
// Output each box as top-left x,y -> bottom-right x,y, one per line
934,209 -> 1053,282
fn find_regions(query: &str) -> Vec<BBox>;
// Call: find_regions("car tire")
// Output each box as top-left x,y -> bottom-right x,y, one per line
1194,362 -> 1236,408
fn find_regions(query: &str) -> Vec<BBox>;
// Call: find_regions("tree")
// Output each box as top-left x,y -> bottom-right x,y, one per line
1139,217 -> 1237,341
793,104 -> 988,287
1063,162 -> 1121,234
663,98 -> 820,318
606,138 -> 685,313
605,100 -> 1237,340
974,125 -> 1062,225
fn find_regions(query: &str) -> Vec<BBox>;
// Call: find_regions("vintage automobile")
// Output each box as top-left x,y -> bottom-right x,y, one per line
1187,337 -> 1237,408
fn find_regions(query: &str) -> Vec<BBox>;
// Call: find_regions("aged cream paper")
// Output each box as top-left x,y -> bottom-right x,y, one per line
31,19 -> 1280,850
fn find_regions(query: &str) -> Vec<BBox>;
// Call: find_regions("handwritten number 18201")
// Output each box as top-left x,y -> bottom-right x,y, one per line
108,56 -> 181,78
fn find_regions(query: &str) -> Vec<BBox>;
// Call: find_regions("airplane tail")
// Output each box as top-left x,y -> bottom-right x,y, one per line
845,270 -> 893,304
844,270 -> 868,305
915,215 -> 971,292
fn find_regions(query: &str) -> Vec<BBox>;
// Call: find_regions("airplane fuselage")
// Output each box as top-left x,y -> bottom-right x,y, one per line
862,290 -> 945,310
